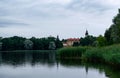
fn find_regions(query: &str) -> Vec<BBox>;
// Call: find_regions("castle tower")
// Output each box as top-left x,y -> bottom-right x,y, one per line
85,30 -> 89,37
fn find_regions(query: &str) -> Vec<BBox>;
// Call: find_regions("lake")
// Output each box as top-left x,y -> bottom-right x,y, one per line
0,51 -> 120,78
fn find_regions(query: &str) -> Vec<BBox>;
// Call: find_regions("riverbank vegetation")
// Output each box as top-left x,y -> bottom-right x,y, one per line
57,46 -> 89,59
57,44 -> 120,66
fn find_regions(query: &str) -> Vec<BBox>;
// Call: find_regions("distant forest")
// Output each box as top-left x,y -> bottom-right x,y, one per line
0,36 -> 63,51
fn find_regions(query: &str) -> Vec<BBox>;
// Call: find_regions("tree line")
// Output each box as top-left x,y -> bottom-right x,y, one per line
0,36 -> 63,51
71,35 -> 106,47
105,9 -> 120,45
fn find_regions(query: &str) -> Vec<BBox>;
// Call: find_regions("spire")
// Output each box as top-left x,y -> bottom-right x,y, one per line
57,35 -> 59,39
85,30 -> 89,37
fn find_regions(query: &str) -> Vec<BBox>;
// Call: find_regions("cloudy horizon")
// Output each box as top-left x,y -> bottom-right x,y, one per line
0,0 -> 120,39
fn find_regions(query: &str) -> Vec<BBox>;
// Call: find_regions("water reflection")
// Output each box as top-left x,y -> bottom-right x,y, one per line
0,51 -> 56,67
58,59 -> 120,78
0,51 -> 119,78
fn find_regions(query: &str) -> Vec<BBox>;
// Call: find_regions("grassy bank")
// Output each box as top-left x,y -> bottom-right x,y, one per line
57,46 -> 89,59
57,44 -> 120,66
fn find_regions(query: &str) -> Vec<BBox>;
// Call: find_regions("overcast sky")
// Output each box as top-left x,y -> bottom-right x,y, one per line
0,0 -> 120,39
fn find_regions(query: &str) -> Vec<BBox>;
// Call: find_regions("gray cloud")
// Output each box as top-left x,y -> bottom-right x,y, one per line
0,19 -> 29,27
0,0 -> 119,38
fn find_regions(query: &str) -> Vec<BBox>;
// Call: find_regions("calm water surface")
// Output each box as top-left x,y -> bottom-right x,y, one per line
0,51 -> 119,78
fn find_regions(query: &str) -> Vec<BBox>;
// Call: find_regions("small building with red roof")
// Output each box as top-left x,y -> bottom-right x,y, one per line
63,38 -> 80,47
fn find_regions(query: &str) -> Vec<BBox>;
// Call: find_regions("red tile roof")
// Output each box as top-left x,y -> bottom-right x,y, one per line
67,38 -> 80,41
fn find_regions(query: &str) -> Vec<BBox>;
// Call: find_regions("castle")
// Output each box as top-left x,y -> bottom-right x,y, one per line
63,30 -> 88,47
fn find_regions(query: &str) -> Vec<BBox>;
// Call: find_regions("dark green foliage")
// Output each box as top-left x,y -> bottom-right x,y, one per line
2,36 -> 26,50
80,35 -> 96,46
1,36 -> 63,51
104,28 -> 113,45
49,41 -> 56,50
30,37 -> 50,50
55,36 -> 63,49
62,39 -> 67,42
105,9 -> 120,44
0,37 -> 2,50
30,36 -> 62,50
73,42 -> 80,46
24,39 -> 33,50
97,35 -> 107,47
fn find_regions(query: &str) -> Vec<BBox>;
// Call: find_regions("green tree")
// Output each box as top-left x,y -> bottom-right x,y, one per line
49,41 -> 56,50
0,42 -> 2,50
105,9 -> 120,44
104,28 -> 112,45
30,37 -> 44,50
55,35 -> 63,49
0,37 -> 2,50
24,39 -> 33,50
1,36 -> 26,50
1,36 -> 62,51
97,35 -> 106,47
73,42 -> 79,47
80,35 -> 96,46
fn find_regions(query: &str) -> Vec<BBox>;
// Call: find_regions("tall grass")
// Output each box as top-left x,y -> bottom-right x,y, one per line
84,44 -> 120,65
57,44 -> 120,66
57,46 -> 89,59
